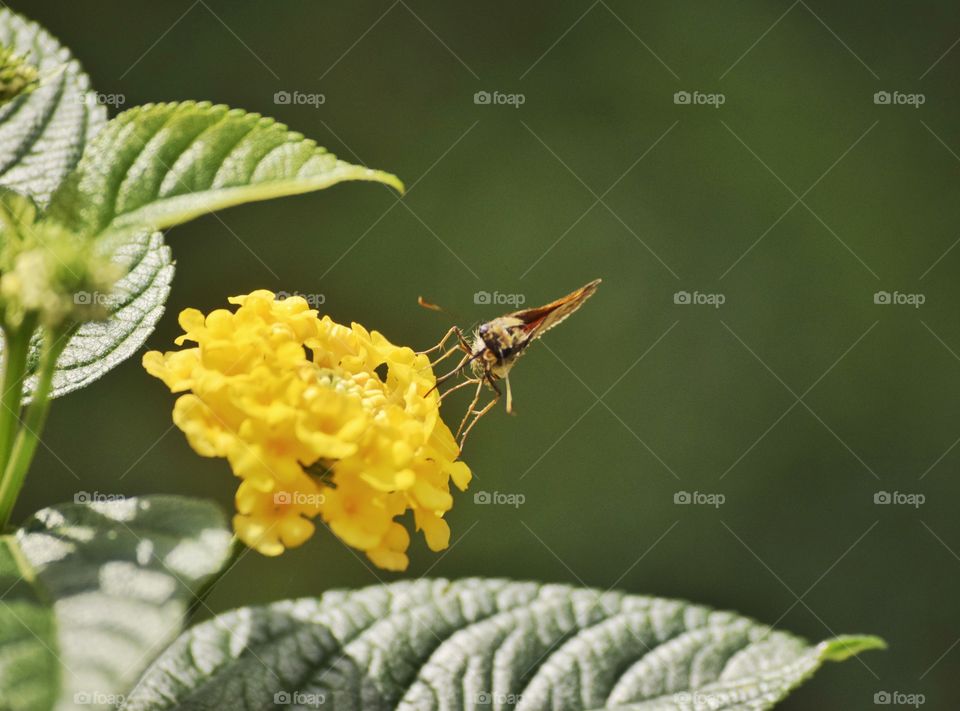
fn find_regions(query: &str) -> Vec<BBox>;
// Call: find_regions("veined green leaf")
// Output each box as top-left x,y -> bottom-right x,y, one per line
0,538 -> 57,711
0,186 -> 172,400
0,8 -> 106,206
23,230 -> 174,400
27,100 -> 401,400
46,101 -> 403,241
0,496 -> 233,711
121,578 -> 883,711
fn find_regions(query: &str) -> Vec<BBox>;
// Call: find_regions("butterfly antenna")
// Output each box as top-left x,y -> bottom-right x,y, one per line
417,295 -> 464,324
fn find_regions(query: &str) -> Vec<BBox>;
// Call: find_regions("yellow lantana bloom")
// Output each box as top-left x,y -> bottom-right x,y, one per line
142,290 -> 471,570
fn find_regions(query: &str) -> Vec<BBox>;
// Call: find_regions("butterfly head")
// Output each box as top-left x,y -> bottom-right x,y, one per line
471,317 -> 530,378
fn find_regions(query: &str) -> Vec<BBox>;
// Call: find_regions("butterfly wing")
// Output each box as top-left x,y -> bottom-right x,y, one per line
509,278 -> 601,341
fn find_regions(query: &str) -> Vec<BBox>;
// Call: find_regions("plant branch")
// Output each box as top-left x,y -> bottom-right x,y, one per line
0,316 -> 36,473
0,325 -> 69,528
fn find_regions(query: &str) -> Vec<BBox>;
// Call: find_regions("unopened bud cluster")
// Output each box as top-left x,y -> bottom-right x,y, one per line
0,192 -> 119,330
0,46 -> 38,105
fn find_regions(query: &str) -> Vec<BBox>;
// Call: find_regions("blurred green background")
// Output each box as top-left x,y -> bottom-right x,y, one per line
10,1 -> 960,707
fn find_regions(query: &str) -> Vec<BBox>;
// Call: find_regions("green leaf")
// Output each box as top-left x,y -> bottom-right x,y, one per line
0,7 -> 106,206
0,538 -> 57,711
0,192 -> 173,400
28,100 -> 401,400
0,6 -> 139,402
0,495 -> 233,711
24,230 -> 174,399
121,579 -> 883,711
45,101 -> 403,241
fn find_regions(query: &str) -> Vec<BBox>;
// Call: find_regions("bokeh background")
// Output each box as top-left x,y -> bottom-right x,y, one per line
9,1 -> 960,707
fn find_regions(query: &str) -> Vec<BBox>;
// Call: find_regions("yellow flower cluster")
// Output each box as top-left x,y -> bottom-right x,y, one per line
142,290 -> 471,570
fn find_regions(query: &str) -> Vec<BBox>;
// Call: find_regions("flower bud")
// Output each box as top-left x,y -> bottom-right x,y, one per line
0,208 -> 121,330
0,46 -> 39,105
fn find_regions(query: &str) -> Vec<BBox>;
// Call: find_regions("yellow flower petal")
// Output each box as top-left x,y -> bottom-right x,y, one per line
414,510 -> 450,552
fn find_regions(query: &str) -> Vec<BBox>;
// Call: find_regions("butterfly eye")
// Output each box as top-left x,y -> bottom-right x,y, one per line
478,323 -> 489,335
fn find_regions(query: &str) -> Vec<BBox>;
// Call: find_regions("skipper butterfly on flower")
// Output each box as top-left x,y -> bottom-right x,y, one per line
420,279 -> 601,448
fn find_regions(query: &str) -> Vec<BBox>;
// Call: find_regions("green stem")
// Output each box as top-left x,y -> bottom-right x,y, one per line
0,327 -> 67,528
0,316 -> 36,472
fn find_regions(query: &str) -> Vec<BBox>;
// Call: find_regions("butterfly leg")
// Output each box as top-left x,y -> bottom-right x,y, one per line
458,387 -> 501,450
457,374 -> 501,447
437,376 -> 481,404
454,327 -> 472,351
417,325 -> 460,356
505,375 -> 514,415
425,351 -> 474,397
440,353 -> 471,379
429,344 -> 466,369
456,378 -> 486,440
429,327 -> 471,369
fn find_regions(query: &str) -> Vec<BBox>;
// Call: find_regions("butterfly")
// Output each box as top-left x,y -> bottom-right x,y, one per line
420,278 -> 601,448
